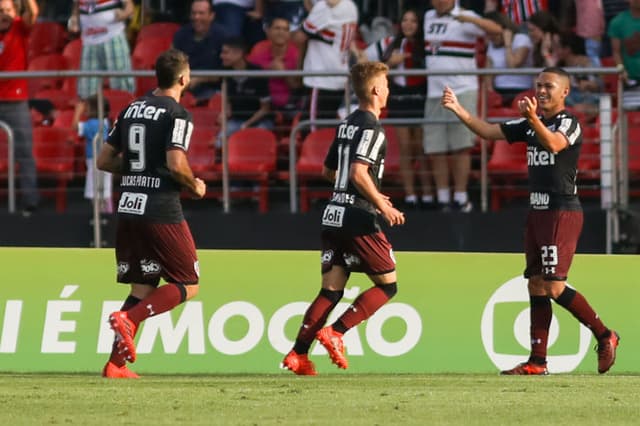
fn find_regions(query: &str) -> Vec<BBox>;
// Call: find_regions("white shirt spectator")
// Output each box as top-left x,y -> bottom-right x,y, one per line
301,0 -> 358,90
78,0 -> 127,46
424,5 -> 485,98
487,32 -> 534,90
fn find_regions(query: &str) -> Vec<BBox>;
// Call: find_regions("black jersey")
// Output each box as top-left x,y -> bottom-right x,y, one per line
322,109 -> 387,235
500,110 -> 582,211
107,94 -> 194,223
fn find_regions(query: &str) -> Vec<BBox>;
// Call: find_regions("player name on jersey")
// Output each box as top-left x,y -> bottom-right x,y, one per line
120,175 -> 161,188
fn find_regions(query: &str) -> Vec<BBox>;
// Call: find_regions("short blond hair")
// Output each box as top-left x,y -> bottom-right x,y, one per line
350,61 -> 389,105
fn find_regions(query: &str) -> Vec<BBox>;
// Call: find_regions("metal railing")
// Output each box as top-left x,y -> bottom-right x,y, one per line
0,66 -> 626,251
0,120 -> 15,213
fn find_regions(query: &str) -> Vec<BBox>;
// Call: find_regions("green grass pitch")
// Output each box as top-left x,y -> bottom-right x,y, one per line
1,373 -> 638,425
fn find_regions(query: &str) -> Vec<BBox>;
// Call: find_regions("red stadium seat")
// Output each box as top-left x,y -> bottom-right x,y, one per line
487,139 -> 528,210
190,107 -> 219,131
511,89 -> 537,110
61,38 -> 82,96
486,106 -> 520,121
383,125 -> 401,175
188,128 -> 219,184
32,126 -> 76,212
27,53 -> 68,95
135,22 -> 180,45
627,126 -> 640,179
52,109 -> 76,129
132,37 -> 173,96
579,125 -> 601,175
28,21 -> 67,59
296,127 -> 334,212
180,91 -> 198,109
33,88 -> 76,111
227,128 -> 277,212
600,56 -> 619,99
102,89 -> 135,119
208,92 -> 223,115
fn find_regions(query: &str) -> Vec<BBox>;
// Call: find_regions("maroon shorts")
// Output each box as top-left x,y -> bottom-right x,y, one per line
115,219 -> 199,286
321,230 -> 396,275
524,210 -> 583,281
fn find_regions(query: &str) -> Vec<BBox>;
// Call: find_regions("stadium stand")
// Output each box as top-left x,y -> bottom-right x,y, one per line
32,126 -> 75,212
227,128 -> 277,213
296,127 -> 334,212
28,21 -> 67,59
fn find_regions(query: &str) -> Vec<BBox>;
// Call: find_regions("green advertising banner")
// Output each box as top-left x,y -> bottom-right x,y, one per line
0,248 -> 637,375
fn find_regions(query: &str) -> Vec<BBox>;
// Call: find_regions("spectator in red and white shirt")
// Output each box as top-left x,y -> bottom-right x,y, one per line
423,0 -> 501,211
0,0 -> 40,215
363,8 -> 434,208
485,0 -> 548,26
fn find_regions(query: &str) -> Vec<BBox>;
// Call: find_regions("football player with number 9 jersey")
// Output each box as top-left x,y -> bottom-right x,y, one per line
96,48 -> 206,379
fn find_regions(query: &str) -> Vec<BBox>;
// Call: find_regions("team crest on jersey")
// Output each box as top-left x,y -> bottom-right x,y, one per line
117,261 -> 130,277
0,42 -> 4,55
321,250 -> 334,264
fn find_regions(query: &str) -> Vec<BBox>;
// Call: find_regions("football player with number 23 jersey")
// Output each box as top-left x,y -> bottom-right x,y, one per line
441,66 -> 619,376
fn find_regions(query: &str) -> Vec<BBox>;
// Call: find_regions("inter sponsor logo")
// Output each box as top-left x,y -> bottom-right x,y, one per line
527,146 -> 555,166
123,100 -> 167,121
337,123 -> 359,140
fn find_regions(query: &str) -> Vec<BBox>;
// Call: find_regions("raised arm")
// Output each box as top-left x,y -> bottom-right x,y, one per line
22,0 -> 38,27
441,86 -> 505,140
116,0 -> 135,21
456,13 -> 501,36
516,96 -> 568,153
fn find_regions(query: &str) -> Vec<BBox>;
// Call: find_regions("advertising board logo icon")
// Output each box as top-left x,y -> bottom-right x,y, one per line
481,276 -> 592,373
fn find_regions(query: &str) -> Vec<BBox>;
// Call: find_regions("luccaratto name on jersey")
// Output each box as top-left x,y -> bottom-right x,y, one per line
120,175 -> 161,189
